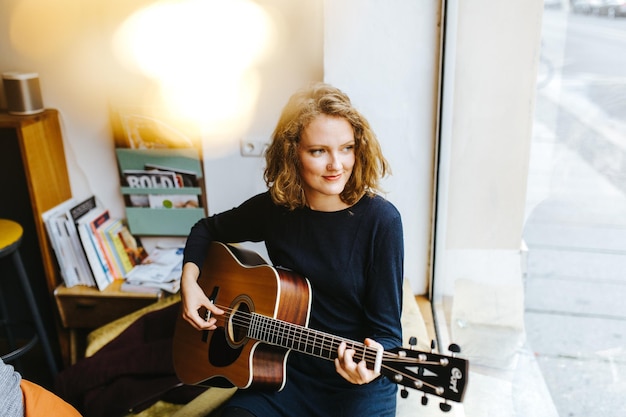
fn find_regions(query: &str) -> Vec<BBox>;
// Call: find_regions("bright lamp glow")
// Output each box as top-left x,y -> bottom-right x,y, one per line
113,0 -> 275,142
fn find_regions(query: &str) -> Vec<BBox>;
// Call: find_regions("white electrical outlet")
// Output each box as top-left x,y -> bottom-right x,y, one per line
240,138 -> 268,157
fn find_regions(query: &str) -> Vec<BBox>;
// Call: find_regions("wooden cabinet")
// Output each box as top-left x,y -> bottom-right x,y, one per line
0,109 -> 72,367
55,280 -> 161,328
54,279 -> 161,363
0,110 -> 71,294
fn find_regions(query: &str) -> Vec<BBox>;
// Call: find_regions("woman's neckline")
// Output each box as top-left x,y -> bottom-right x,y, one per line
304,193 -> 368,214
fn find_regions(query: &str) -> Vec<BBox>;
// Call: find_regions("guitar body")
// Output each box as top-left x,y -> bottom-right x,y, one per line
173,242 -> 312,390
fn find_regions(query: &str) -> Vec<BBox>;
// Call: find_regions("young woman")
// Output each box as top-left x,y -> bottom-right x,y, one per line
180,82 -> 404,416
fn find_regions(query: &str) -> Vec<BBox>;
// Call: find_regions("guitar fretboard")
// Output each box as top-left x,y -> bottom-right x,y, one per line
243,312 -> 380,369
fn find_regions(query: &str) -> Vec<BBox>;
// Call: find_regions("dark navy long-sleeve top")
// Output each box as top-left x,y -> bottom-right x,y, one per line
183,191 -> 404,388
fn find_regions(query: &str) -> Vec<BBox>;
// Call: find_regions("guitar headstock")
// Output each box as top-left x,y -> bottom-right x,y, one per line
382,338 -> 469,412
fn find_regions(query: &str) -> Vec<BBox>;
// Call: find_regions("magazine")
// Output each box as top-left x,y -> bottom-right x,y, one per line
42,198 -> 96,288
123,169 -> 180,189
148,194 -> 200,209
123,247 -> 183,294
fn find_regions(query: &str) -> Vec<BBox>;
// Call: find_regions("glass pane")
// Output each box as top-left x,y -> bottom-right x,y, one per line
431,2 -> 626,415
524,4 -> 626,416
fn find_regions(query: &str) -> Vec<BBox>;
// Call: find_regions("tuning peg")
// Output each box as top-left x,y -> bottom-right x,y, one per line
448,343 -> 461,355
400,387 -> 409,399
439,402 -> 452,412
409,336 -> 418,350
421,394 -> 428,406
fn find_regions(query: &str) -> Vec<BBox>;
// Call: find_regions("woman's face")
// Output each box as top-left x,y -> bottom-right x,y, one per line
297,114 -> 356,211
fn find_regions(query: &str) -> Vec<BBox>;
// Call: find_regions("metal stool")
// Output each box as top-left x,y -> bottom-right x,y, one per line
0,219 -> 58,376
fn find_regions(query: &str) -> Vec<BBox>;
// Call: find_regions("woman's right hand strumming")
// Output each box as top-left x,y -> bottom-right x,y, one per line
180,262 -> 224,330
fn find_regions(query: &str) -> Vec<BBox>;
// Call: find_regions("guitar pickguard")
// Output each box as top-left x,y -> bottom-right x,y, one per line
208,327 -> 243,367
207,294 -> 254,367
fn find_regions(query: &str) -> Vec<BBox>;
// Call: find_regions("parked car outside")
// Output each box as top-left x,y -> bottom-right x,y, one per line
571,0 -> 602,13
596,0 -> 626,17
570,0 -> 626,16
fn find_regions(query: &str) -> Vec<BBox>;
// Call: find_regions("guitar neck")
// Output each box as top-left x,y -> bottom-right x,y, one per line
245,312 -> 382,371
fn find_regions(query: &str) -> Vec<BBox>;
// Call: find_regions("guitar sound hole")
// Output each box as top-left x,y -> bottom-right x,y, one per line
227,295 -> 253,348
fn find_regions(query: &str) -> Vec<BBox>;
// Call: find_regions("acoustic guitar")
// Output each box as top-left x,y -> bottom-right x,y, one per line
173,242 -> 468,411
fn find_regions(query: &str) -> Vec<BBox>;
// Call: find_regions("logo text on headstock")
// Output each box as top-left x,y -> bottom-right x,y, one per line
449,367 -> 462,394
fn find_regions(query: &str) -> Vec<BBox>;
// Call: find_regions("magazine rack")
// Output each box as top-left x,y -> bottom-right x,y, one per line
115,148 -> 207,236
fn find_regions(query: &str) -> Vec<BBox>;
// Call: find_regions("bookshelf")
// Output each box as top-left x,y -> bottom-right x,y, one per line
0,110 -> 166,367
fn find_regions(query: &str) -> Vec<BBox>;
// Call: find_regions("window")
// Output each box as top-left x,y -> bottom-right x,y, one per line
523,4 -> 626,415
428,1 -> 626,415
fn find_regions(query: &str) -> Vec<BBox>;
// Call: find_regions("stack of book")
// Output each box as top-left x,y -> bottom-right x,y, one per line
42,196 -> 147,290
122,246 -> 183,294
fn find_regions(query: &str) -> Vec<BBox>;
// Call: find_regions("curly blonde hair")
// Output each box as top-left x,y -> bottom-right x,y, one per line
264,82 -> 390,210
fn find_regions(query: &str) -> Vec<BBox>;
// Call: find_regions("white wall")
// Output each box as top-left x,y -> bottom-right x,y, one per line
445,0 -> 541,250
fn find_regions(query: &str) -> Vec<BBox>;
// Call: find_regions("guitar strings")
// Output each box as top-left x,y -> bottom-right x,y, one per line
207,303 -> 439,365
203,303 -> 445,396
214,304 -> 378,358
